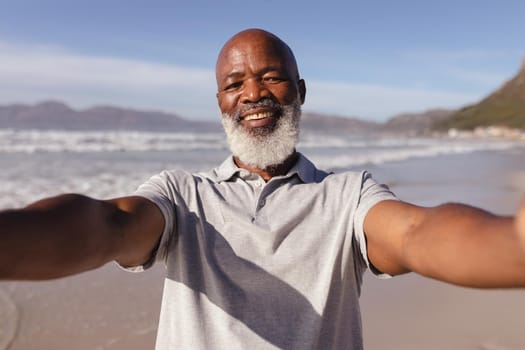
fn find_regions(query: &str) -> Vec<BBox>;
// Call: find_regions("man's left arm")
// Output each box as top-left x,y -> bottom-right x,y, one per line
364,199 -> 525,288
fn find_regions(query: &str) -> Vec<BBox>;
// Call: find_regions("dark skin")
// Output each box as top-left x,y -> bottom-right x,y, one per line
1,29 -> 525,289
0,194 -> 163,279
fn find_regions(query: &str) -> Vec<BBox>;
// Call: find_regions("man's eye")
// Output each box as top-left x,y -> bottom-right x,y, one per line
224,82 -> 242,90
264,77 -> 285,83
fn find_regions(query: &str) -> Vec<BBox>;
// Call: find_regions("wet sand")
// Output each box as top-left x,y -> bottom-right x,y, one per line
1,264 -> 165,350
360,149 -> 525,350
1,148 -> 524,349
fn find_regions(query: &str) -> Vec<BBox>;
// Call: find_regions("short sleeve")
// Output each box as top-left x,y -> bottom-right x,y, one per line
353,171 -> 398,278
119,171 -> 176,272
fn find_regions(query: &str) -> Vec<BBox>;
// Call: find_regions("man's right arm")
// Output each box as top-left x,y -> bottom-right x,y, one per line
0,193 -> 165,280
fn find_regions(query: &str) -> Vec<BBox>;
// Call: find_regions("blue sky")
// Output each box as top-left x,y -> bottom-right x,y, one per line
0,0 -> 524,122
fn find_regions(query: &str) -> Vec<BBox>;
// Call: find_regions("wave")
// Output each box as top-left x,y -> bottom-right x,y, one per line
0,129 -> 525,175
0,129 -> 515,153
299,133 -> 445,149
0,129 -> 228,153
0,130 -> 522,210
0,171 -> 156,209
309,140 -> 521,170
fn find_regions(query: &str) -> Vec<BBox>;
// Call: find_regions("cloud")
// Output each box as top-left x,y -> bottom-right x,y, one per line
399,48 -> 522,89
0,40 -> 219,119
401,48 -> 517,62
0,40 -> 484,121
445,68 -> 507,87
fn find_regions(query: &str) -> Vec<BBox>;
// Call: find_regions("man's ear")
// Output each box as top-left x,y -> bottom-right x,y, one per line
298,79 -> 306,105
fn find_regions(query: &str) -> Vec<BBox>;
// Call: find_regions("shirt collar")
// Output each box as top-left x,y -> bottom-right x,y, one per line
213,152 -> 318,183
214,156 -> 242,182
285,152 -> 317,183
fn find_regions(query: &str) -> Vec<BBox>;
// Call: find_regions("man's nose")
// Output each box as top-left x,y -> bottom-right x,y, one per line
241,79 -> 269,103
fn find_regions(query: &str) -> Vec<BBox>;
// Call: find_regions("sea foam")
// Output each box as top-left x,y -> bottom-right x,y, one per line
0,128 -> 522,210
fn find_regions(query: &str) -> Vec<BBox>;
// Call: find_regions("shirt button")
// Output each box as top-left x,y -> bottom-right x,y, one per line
255,181 -> 263,188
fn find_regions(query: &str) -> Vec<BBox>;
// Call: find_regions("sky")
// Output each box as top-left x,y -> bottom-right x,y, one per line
0,0 -> 524,122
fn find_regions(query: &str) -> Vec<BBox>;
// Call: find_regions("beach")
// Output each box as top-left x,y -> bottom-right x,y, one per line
0,129 -> 524,349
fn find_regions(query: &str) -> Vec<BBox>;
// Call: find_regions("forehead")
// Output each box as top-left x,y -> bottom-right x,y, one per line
216,35 -> 297,81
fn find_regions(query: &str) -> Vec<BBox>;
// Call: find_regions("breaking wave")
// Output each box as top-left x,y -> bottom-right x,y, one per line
0,129 -> 521,161
0,129 -> 227,153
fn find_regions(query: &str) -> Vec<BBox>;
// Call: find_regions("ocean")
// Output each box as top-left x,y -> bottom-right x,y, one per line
0,128 -> 521,209
1,128 -> 524,349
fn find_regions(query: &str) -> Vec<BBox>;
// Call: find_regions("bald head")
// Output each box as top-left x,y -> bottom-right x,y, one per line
215,29 -> 301,85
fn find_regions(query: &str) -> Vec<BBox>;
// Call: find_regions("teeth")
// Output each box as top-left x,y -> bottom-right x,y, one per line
243,112 -> 272,121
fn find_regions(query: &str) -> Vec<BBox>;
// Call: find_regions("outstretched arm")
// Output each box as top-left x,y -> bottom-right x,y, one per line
364,199 -> 525,288
0,194 -> 164,280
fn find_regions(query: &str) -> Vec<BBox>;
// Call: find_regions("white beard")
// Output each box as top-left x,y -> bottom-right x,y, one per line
221,100 -> 301,169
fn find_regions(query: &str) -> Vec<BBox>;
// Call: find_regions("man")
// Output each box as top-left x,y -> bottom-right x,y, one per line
1,28 -> 525,349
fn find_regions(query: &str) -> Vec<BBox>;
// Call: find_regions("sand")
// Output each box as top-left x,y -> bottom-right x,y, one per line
1,265 -> 164,350
360,150 -> 525,350
0,288 -> 18,350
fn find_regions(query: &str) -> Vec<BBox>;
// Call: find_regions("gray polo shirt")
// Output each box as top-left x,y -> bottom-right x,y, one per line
132,153 -> 396,350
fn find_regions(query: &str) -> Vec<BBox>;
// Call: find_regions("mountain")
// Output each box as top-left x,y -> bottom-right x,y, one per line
384,109 -> 454,135
0,101 -> 221,132
301,112 -> 381,133
0,101 -> 385,134
0,101 -> 458,135
436,58 -> 525,130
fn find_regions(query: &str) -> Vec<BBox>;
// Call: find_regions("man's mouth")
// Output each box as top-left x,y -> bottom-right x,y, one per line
243,111 -> 274,121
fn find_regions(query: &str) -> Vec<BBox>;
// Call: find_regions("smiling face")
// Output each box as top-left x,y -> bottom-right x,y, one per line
216,29 -> 306,169
216,29 -> 305,132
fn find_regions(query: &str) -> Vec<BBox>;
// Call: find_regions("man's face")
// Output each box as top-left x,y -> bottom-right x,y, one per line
215,33 -> 305,135
215,32 -> 306,169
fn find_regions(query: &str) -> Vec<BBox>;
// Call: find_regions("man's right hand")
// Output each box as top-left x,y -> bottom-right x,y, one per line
0,194 -> 164,280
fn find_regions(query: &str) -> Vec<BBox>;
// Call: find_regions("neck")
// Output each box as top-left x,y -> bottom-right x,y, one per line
234,152 -> 298,181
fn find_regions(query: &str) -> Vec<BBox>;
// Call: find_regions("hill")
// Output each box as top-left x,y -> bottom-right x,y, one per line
0,101 -> 221,132
0,101 -> 385,134
384,109 -> 454,135
0,101 -> 457,135
301,112 -> 381,133
436,58 -> 525,130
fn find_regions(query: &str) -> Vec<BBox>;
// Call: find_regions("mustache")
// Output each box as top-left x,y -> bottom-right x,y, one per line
232,99 -> 282,121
